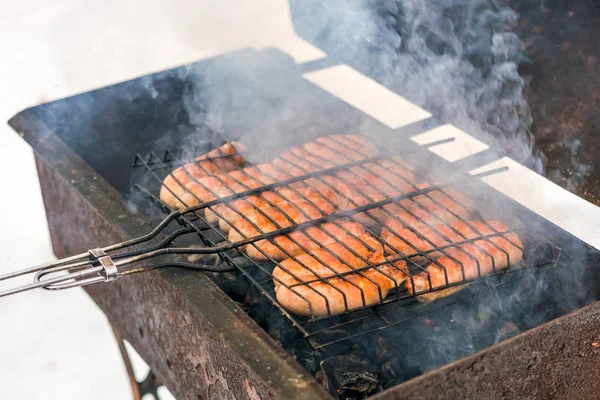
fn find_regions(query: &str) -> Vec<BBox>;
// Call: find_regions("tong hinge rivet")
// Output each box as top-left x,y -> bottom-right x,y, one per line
89,248 -> 118,282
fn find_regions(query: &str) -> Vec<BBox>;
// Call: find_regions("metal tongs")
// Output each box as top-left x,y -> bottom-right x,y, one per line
0,210 -> 238,298
0,162 -> 507,299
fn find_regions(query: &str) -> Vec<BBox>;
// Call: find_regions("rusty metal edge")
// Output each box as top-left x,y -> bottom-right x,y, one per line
372,286 -> 600,398
7,107 -> 331,400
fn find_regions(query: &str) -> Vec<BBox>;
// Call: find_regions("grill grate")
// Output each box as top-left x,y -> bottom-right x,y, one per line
131,129 -> 561,349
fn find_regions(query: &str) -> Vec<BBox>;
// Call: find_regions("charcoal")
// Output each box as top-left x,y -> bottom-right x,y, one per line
290,339 -> 320,374
318,356 -> 379,399
310,329 -> 353,354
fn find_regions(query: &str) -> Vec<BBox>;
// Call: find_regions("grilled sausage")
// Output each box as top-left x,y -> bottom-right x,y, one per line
296,176 -> 359,210
227,201 -> 336,244
175,164 -> 291,213
180,161 -> 361,222
246,221 -> 380,261
160,142 -> 245,209
272,234 -> 383,287
274,253 -> 409,316
382,185 -> 474,226
339,159 -> 417,197
207,144 -> 387,229
274,157 -> 421,226
182,135 -> 382,223
175,134 -> 375,212
305,134 -> 379,163
405,224 -> 523,304
381,220 -> 500,258
209,185 -> 339,232
203,159 -> 401,229
273,134 -> 379,174
333,159 -> 419,225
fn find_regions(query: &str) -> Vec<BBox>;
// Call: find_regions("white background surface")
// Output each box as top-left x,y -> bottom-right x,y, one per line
0,1 -> 324,398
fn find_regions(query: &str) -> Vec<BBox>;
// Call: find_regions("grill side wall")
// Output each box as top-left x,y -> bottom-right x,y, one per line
34,155 -> 278,400
375,300 -> 600,399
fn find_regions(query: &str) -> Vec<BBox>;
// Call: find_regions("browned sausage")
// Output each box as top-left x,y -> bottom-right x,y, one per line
160,142 -> 245,208
382,185 -> 474,227
381,220 -> 500,257
405,224 -> 523,304
246,221 -> 380,261
211,186 -> 339,232
176,164 -> 289,213
333,159 -> 419,225
274,252 -> 409,317
227,201 -> 336,244
274,157 -> 420,226
175,134 -> 375,212
273,134 -> 379,175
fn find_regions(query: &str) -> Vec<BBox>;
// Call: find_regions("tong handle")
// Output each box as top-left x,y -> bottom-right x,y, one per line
0,248 -> 116,298
0,246 -> 235,298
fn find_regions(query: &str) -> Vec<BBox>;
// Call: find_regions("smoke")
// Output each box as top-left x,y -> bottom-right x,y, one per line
291,0 -> 537,167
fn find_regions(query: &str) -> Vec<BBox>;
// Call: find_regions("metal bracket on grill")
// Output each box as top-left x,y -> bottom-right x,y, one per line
89,248 -> 118,282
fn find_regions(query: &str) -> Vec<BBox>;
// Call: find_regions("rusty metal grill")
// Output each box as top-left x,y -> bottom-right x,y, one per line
131,129 -> 560,349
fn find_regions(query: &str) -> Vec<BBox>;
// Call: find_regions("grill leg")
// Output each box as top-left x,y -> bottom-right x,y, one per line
112,327 -> 165,400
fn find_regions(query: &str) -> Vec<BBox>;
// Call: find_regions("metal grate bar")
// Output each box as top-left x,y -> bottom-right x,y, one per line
129,128 -> 561,348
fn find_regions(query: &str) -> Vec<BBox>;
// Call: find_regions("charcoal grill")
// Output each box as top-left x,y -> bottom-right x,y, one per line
5,1 -> 600,397
1,126 -> 556,348
133,131 -> 559,347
